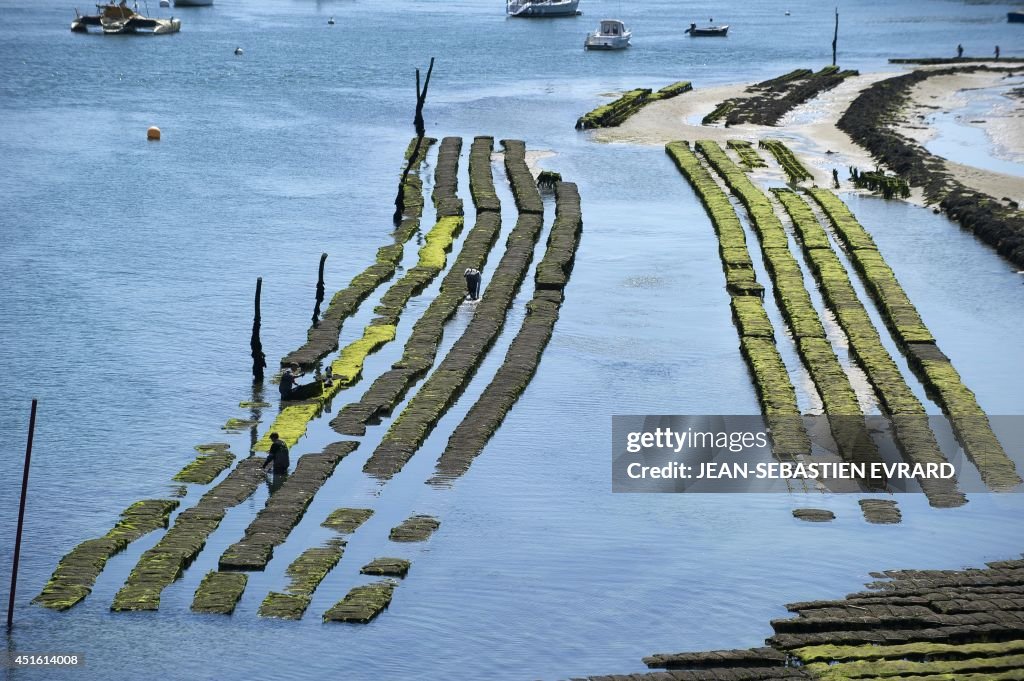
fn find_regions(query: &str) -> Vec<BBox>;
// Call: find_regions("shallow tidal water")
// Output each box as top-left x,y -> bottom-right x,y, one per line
1,0 -> 1024,679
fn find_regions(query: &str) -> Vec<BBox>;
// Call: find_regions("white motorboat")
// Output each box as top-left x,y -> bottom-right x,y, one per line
507,0 -> 580,18
584,18 -> 630,49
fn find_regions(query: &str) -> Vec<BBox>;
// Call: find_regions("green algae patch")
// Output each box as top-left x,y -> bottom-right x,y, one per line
323,581 -> 397,623
222,418 -> 258,431
360,558 -> 411,578
258,592 -> 310,620
417,216 -> 464,270
805,652 -> 1024,679
194,442 -> 230,453
731,296 -> 774,339
332,325 -> 396,384
239,400 -> 271,409
535,182 -> 584,290
576,88 -> 652,129
33,499 -> 179,611
501,140 -> 544,214
389,515 -> 440,542
254,326 -> 396,452
469,136 -> 501,212
191,571 -> 247,614
796,639 -> 1024,665
728,139 -> 767,170
760,139 -> 813,183
321,508 -> 374,534
173,449 -> 235,485
575,82 -> 692,130
259,540 -> 346,619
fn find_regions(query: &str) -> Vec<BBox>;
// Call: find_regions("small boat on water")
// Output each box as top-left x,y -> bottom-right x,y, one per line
584,19 -> 630,50
71,2 -> 180,34
685,22 -> 729,36
1009,10 -> 1024,23
507,0 -> 580,18
174,0 -> 212,6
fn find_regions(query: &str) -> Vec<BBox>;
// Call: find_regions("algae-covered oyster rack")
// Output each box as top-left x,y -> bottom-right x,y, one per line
33,133 -> 586,627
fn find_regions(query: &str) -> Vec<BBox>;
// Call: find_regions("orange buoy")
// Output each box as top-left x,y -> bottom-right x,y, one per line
147,126 -> 161,141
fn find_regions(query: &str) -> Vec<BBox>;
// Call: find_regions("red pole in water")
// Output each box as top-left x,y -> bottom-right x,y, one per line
7,399 -> 37,630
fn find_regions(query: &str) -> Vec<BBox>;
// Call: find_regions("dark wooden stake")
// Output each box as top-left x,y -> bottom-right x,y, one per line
251,277 -> 266,381
312,252 -> 327,328
832,8 -> 839,67
413,57 -> 435,138
7,399 -> 37,630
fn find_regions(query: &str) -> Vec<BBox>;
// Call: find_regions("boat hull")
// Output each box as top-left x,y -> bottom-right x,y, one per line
507,0 -> 579,18
685,25 -> 729,36
585,34 -> 630,49
174,0 -> 212,6
1009,11 -> 1024,22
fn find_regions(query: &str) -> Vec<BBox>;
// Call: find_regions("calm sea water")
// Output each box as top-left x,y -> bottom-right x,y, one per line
1,0 -> 1023,679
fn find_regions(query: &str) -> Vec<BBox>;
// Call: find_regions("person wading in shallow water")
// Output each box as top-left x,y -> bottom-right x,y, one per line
464,268 -> 482,300
263,432 -> 290,474
278,363 -> 301,400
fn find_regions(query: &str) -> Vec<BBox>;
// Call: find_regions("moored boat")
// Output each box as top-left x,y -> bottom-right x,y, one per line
1009,10 -> 1024,23
507,0 -> 580,18
584,19 -> 630,50
71,2 -> 180,34
174,0 -> 212,6
685,22 -> 729,36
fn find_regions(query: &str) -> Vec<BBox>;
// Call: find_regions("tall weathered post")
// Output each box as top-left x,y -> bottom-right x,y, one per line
832,8 -> 839,67
312,253 -> 327,328
251,277 -> 266,381
7,399 -> 37,630
413,57 -> 435,138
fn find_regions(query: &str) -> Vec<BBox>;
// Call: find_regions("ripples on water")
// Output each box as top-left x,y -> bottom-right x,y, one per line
2,0 -> 1024,679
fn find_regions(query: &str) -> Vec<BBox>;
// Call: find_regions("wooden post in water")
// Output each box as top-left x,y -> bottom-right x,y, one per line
251,277 -> 266,381
413,57 -> 434,138
832,8 -> 839,67
7,399 -> 37,630
312,253 -> 327,328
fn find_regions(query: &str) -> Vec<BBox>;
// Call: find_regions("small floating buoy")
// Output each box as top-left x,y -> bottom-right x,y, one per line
328,16 -> 335,24
785,10 -> 791,15
234,46 -> 243,55
147,126 -> 161,141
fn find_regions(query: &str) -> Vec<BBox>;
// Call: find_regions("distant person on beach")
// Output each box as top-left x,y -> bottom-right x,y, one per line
464,268 -> 482,300
956,44 -> 963,59
263,432 -> 290,474
832,168 -> 840,189
995,45 -> 1000,59
279,363 -> 301,399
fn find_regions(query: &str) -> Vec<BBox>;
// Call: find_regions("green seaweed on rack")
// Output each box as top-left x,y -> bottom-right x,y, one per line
34,499 -> 180,610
